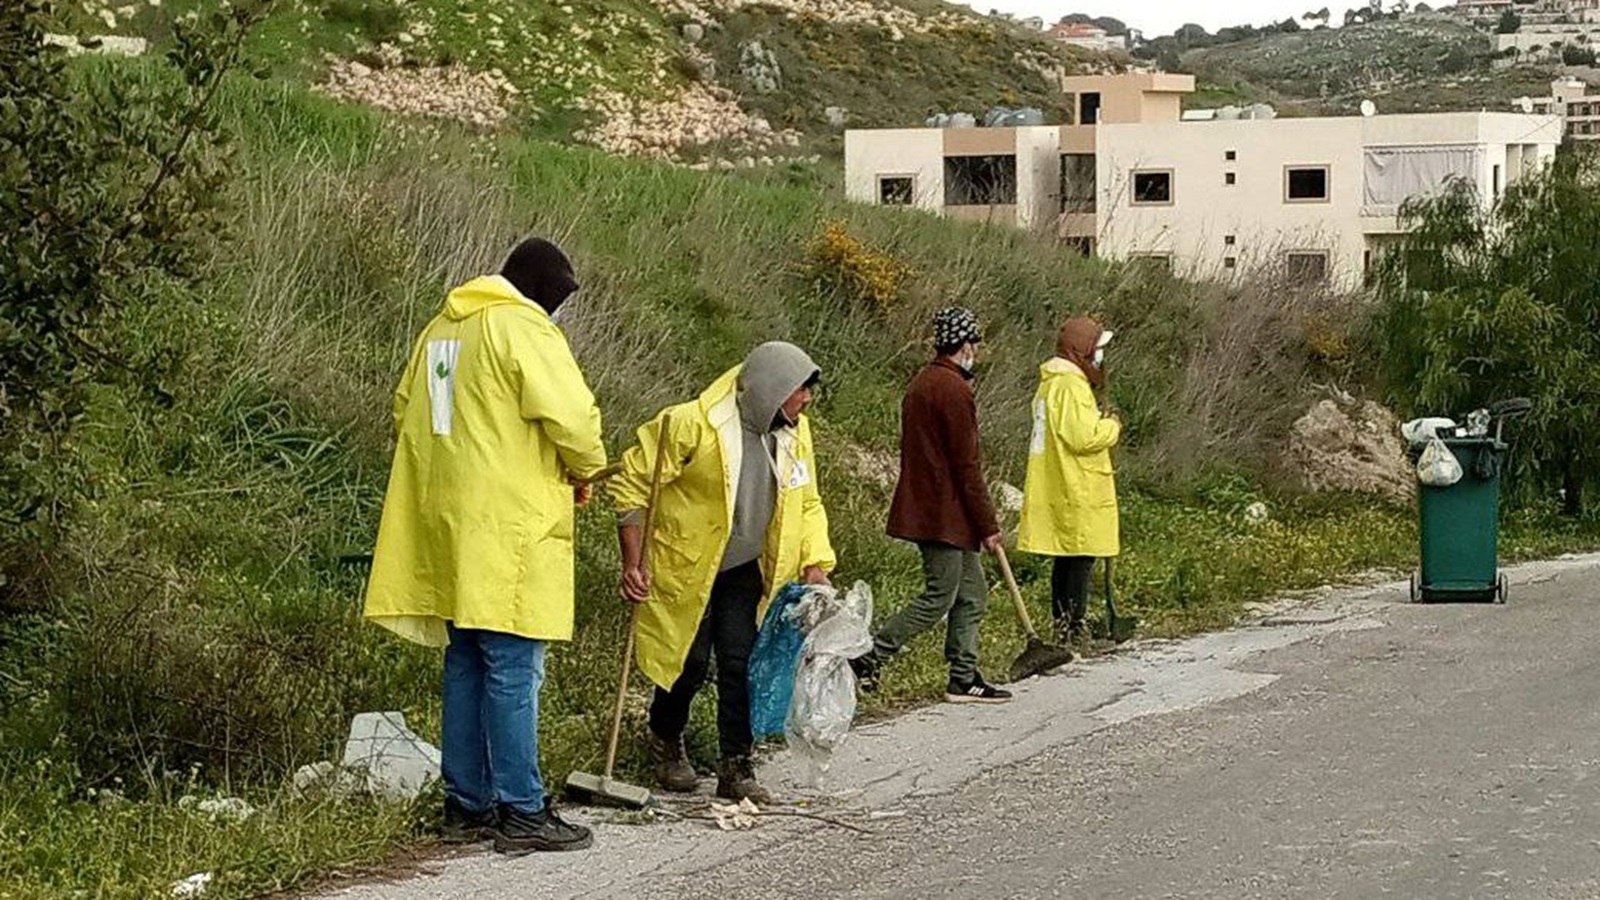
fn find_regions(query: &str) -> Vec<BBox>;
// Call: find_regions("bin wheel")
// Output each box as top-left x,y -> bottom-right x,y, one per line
1409,572 -> 1421,604
1495,573 -> 1509,605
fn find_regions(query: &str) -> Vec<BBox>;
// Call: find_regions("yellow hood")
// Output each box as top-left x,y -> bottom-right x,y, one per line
443,275 -> 543,322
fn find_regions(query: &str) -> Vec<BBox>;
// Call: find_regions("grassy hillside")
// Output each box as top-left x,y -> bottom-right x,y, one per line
4,56 -> 1598,897
47,0 -> 1075,159
1184,16 -> 1560,115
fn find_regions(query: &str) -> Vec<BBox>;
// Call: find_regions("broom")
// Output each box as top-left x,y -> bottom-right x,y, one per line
994,545 -> 1076,683
564,416 -> 673,809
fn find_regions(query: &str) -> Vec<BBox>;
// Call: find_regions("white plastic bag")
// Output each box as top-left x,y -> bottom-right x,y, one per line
786,581 -> 874,786
1416,436 -> 1464,487
1400,417 -> 1457,447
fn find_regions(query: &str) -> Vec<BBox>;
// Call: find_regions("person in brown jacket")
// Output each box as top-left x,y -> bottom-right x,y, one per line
851,307 -> 1013,704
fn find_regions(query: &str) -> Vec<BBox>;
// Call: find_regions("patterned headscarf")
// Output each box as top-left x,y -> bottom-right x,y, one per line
932,307 -> 982,351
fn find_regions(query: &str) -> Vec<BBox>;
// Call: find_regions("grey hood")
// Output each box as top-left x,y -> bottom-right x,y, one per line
737,341 -> 820,433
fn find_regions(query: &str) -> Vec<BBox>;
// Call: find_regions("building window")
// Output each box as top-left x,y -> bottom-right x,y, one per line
878,175 -> 914,206
1131,170 -> 1173,205
1128,253 -> 1173,273
1224,257 -> 1238,269
1285,251 -> 1329,283
1225,172 -> 1237,185
1285,165 -> 1331,202
1225,150 -> 1237,161
1064,236 -> 1095,256
1492,164 -> 1502,195
1224,234 -> 1236,245
943,155 -> 1018,206
1081,92 -> 1102,124
1060,153 -> 1097,213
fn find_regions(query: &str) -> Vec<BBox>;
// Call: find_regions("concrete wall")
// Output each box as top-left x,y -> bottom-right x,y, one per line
844,129 -> 944,211
1093,114 -> 1561,288
1096,118 -> 1371,286
1015,126 -> 1062,230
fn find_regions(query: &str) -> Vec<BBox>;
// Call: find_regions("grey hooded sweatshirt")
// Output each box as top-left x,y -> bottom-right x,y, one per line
720,342 -> 820,572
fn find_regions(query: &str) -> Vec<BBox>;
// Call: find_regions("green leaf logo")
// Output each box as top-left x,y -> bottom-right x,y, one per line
434,361 -> 449,380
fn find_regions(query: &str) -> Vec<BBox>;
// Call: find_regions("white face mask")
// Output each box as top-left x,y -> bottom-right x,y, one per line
1093,347 -> 1105,368
957,344 -> 977,372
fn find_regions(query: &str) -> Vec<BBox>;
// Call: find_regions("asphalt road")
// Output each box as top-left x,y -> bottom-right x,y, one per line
328,555 -> 1600,900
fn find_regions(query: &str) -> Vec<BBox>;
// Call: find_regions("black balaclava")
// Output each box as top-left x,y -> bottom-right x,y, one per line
501,237 -> 579,314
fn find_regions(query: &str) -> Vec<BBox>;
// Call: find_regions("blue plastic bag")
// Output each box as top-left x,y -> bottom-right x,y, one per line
748,582 -> 807,740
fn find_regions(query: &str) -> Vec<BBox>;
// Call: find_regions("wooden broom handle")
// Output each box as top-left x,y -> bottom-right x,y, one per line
992,544 -> 1042,641
604,413 -> 672,779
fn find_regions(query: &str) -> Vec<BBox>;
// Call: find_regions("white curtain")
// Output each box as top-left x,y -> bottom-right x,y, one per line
1363,146 -> 1483,208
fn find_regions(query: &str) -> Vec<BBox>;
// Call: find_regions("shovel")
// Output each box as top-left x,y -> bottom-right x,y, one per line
564,419 -> 672,809
993,545 -> 1076,683
1093,557 -> 1138,644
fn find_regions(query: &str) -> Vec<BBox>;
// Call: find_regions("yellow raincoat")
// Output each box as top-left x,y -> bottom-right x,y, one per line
610,367 -> 836,690
1017,358 -> 1122,558
363,275 -> 608,647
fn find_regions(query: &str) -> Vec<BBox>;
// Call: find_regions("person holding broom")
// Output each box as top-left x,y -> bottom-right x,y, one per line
1017,316 -> 1122,642
849,307 -> 1014,704
612,341 -> 835,805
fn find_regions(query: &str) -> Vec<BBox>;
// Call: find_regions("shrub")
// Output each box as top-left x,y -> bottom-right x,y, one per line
808,219 -> 913,311
0,0 -> 270,604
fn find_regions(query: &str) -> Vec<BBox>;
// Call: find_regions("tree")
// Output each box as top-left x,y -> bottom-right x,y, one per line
1278,17 -> 1304,32
1416,2 -> 1433,11
1562,43 -> 1597,65
0,0 -> 272,597
1175,22 -> 1211,48
1497,9 -> 1522,33
1156,45 -> 1183,71
1375,153 -> 1600,516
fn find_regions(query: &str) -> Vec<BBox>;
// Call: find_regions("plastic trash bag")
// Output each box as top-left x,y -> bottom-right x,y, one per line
1401,417 -> 1457,447
1417,436 -> 1464,487
787,581 -> 874,786
748,582 -> 808,741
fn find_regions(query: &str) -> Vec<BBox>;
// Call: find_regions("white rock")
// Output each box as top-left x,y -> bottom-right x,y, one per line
997,483 -> 1025,513
1244,501 -> 1270,525
171,873 -> 213,898
342,711 -> 441,802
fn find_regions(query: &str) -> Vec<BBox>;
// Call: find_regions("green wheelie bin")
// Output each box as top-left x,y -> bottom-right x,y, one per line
1409,398 -> 1531,605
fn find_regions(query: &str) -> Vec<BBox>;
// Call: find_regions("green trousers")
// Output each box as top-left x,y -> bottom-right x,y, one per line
870,541 -> 989,683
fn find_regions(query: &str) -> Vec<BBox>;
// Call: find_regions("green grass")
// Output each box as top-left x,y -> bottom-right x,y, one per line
3,66 -> 1598,898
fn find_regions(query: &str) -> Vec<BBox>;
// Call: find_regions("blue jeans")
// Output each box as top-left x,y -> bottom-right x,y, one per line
442,624 -> 547,815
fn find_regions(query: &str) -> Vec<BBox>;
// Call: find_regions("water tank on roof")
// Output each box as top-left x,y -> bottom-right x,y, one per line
949,113 -> 977,128
1217,105 -> 1242,120
1249,103 -> 1278,120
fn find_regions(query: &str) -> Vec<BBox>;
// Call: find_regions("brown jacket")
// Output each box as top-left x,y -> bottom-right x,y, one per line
886,359 -> 1000,551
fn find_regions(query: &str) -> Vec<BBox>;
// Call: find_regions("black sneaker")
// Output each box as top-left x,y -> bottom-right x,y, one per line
492,802 -> 594,855
441,797 -> 497,844
945,672 -> 1013,705
848,654 -> 880,694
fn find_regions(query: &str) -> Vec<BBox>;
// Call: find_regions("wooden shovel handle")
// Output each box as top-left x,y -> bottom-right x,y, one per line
603,413 -> 672,779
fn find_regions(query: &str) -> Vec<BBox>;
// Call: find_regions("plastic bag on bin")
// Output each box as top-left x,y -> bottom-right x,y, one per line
787,581 -> 874,786
1416,436 -> 1463,487
748,582 -> 808,741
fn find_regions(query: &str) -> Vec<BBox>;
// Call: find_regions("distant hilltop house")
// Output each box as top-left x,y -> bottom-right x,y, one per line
844,73 -> 1562,289
1459,0 -> 1600,23
1047,22 -> 1127,52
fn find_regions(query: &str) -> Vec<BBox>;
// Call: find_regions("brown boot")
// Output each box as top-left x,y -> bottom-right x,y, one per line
715,756 -> 776,806
648,732 -> 699,793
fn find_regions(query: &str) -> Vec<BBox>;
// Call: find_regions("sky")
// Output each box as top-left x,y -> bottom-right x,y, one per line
959,0 -> 1331,37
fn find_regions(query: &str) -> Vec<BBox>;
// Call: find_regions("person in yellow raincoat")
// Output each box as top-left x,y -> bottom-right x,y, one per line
612,342 -> 835,805
1017,316 -> 1122,641
364,238 -> 607,855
